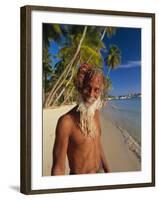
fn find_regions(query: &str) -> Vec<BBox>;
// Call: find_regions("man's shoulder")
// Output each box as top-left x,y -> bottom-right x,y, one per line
56,113 -> 74,137
58,105 -> 78,127
59,113 -> 72,123
58,113 -> 73,126
57,106 -> 77,128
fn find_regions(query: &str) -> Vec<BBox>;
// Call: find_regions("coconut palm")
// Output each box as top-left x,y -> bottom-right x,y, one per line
43,24 -> 119,107
52,67 -> 76,105
42,47 -> 54,102
105,27 -> 116,38
86,26 -> 116,63
106,45 -> 121,77
106,77 -> 112,91
43,24 -> 63,48
49,26 -> 108,106
44,26 -> 88,107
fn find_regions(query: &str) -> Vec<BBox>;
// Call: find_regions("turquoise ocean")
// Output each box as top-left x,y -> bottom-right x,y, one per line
102,97 -> 141,145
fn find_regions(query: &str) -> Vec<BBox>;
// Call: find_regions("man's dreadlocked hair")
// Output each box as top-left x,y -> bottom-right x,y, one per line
75,63 -> 92,92
74,63 -> 108,104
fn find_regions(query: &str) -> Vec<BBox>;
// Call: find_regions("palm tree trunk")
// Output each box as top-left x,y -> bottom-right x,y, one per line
106,67 -> 111,77
61,86 -> 74,105
87,27 -> 107,63
107,62 -> 115,77
52,55 -> 81,105
42,76 -> 45,105
47,52 -> 79,106
44,61 -> 72,107
101,27 -> 107,40
44,26 -> 87,107
44,73 -> 47,103
52,69 -> 74,105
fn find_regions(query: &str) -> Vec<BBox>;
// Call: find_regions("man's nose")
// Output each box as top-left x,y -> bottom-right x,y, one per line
88,89 -> 95,98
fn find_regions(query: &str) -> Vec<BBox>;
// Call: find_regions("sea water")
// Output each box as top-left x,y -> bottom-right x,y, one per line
102,97 -> 141,145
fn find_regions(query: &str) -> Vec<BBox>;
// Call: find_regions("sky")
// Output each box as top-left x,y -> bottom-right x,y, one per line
103,27 -> 141,96
48,26 -> 141,96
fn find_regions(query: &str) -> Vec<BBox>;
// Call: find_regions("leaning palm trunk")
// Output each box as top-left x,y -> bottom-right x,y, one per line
87,27 -> 107,63
44,59 -> 73,107
52,69 -> 74,105
106,63 -> 115,77
61,86 -> 74,105
52,57 -> 81,106
106,66 -> 111,77
49,60 -> 74,105
44,26 -> 87,107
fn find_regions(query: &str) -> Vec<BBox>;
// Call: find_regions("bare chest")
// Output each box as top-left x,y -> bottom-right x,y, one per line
70,119 -> 100,146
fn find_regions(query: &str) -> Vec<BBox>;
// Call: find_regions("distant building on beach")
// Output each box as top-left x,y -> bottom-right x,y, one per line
108,93 -> 141,100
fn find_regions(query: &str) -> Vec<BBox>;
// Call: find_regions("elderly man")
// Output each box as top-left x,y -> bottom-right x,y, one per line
51,63 -> 109,175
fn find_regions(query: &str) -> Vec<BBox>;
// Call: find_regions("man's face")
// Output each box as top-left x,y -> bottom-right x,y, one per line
81,74 -> 103,107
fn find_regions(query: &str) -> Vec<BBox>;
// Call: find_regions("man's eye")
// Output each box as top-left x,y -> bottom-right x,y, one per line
95,89 -> 100,93
84,87 -> 90,91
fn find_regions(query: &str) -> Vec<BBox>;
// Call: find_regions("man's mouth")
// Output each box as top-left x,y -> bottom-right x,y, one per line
85,98 -> 96,105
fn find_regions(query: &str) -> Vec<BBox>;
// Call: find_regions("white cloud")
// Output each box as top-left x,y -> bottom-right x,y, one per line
118,60 -> 141,68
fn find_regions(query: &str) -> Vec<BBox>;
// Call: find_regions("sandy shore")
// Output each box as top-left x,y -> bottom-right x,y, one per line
43,104 -> 141,176
100,109 -> 141,172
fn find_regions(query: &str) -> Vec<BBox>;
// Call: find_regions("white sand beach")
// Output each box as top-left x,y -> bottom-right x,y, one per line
43,104 -> 141,176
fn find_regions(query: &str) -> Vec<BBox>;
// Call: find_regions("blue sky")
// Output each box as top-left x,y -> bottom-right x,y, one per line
103,27 -> 141,96
48,26 -> 141,96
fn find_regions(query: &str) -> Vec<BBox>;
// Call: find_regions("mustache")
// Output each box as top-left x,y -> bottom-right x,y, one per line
85,97 -> 96,103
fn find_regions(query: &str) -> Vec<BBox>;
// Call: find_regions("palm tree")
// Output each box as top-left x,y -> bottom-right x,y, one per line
43,24 -> 63,48
52,67 -> 76,105
106,45 -> 121,77
49,26 -> 108,106
44,26 -> 88,107
43,24 -> 119,107
105,27 -> 116,38
86,26 -> 116,63
42,47 -> 53,103
106,77 -> 112,91
62,87 -> 75,105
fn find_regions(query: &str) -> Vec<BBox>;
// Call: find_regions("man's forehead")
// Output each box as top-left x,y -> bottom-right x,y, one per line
85,74 -> 104,87
88,73 -> 103,82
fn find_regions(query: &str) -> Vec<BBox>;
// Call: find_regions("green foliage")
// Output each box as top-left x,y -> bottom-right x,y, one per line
42,48 -> 54,96
105,27 -> 116,38
84,26 -> 105,50
57,46 -> 76,64
106,45 -> 121,76
43,23 -> 121,106
43,24 -> 63,47
80,45 -> 103,67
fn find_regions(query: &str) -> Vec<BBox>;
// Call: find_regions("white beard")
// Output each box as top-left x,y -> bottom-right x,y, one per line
76,97 -> 102,138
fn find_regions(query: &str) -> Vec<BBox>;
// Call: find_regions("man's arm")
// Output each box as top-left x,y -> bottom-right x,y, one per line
51,115 -> 71,175
100,140 -> 110,173
96,110 -> 110,173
